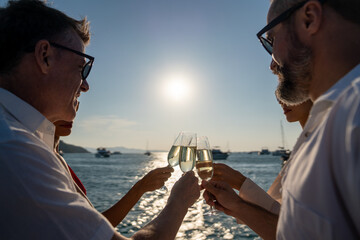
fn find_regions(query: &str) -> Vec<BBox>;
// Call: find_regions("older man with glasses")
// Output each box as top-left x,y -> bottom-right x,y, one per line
203,0 -> 360,239
0,1 -> 200,239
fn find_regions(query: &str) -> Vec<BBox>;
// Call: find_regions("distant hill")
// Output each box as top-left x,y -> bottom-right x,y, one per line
86,146 -> 164,154
59,140 -> 90,153
58,141 -> 165,154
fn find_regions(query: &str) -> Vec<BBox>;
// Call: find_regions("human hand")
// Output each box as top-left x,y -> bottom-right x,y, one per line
137,166 -> 173,193
168,171 -> 200,209
202,180 -> 243,217
211,163 -> 246,190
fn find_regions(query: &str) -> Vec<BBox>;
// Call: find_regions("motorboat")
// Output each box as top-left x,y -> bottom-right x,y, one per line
95,147 -> 111,158
273,147 -> 291,161
272,147 -> 288,156
258,147 -> 270,155
212,147 -> 229,160
280,150 -> 291,162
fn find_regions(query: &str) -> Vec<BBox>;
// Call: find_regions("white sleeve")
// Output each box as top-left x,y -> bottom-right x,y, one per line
333,88 -> 360,235
346,123 -> 360,235
346,88 -> 360,234
239,178 -> 280,215
0,140 -> 115,240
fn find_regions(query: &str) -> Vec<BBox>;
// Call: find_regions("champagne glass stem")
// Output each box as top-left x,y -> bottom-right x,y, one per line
196,136 -> 217,216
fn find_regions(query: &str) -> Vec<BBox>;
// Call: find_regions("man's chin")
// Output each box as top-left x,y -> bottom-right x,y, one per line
275,87 -> 309,107
60,109 -> 76,123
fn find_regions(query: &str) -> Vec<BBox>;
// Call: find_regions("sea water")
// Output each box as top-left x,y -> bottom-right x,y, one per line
65,152 -> 282,239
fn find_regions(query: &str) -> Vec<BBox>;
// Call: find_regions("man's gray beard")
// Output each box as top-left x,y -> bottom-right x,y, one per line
274,28 -> 313,106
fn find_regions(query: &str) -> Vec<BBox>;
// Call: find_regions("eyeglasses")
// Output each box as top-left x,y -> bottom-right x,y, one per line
256,0 -> 325,55
49,42 -> 94,80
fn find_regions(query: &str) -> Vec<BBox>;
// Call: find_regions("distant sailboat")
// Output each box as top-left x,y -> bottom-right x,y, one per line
272,120 -> 291,163
226,141 -> 231,154
144,140 -> 151,156
259,147 -> 270,155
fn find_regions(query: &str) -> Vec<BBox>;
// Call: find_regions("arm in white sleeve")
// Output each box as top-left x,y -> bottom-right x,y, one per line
239,178 -> 280,215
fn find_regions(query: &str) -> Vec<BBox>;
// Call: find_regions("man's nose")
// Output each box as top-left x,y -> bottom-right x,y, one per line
80,79 -> 89,92
270,59 -> 277,72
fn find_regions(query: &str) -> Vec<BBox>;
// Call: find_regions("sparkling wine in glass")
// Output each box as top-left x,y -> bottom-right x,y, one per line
158,137 -> 181,193
196,136 -> 215,215
160,132 -> 195,192
196,136 -> 213,180
167,145 -> 181,168
178,132 -> 197,173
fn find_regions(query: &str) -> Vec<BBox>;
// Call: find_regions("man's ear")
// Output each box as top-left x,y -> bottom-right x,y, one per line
298,1 -> 323,36
34,40 -> 52,74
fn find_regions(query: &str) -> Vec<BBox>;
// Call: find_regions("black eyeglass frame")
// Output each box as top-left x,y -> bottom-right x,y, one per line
256,0 -> 325,55
49,41 -> 94,80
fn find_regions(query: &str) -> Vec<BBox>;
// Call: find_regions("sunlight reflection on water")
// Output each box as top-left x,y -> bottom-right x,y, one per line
121,152 -> 258,240
66,152 -> 280,239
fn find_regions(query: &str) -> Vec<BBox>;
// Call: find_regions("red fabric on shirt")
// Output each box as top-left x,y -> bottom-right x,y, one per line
67,164 -> 87,195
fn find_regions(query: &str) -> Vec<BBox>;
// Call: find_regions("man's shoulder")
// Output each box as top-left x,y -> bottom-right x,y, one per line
335,76 -> 360,115
0,107 -> 51,156
351,76 -> 360,94
0,108 -> 38,144
325,76 -> 360,159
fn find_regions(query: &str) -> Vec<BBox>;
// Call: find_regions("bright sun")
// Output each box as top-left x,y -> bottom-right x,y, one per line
164,74 -> 192,102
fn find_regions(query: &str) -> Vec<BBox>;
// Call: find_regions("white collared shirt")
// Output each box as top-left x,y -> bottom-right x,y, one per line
277,65 -> 360,239
0,88 -> 115,239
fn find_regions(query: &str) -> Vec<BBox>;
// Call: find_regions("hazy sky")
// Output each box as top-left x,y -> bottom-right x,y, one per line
1,0 -> 304,152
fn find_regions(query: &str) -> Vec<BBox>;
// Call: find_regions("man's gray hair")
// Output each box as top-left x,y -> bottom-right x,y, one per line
270,0 -> 360,25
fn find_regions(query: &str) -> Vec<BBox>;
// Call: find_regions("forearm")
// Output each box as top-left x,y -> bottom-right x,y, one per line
103,181 -> 145,227
212,163 -> 246,190
131,200 -> 188,240
267,173 -> 282,204
234,174 -> 247,190
233,201 -> 278,240
239,178 -> 280,215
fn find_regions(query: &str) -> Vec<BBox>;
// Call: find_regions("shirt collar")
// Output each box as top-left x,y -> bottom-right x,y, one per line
0,88 -> 55,149
309,63 -> 360,117
316,63 -> 360,103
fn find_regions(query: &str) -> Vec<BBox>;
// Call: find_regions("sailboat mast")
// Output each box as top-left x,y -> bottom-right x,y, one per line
280,120 -> 285,149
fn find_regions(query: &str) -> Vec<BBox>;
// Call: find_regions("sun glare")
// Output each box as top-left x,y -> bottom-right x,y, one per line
164,74 -> 192,103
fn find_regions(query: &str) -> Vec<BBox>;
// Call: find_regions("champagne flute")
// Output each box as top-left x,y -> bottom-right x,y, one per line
159,132 -> 195,192
167,133 -> 182,168
196,136 -> 215,215
178,132 -> 197,173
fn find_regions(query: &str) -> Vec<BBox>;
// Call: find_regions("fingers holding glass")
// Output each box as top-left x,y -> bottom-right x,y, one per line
195,136 -> 216,215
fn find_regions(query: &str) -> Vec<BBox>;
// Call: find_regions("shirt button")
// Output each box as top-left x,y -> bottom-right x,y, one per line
304,132 -> 310,137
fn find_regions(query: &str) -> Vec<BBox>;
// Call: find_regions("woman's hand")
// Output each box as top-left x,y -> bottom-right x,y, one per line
202,180 -> 243,217
137,166 -> 173,193
211,163 -> 246,190
168,171 -> 200,209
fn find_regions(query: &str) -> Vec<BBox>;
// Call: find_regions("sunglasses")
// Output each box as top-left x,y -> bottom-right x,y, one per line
256,0 -> 325,55
49,42 -> 94,81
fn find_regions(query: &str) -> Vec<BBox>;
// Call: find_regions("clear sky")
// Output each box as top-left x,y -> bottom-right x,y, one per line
1,0 -> 304,152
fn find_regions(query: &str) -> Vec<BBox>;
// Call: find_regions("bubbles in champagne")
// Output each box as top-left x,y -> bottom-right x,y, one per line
167,145 -> 181,167
179,146 -> 196,172
197,149 -> 213,161
196,149 -> 214,180
196,162 -> 213,180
